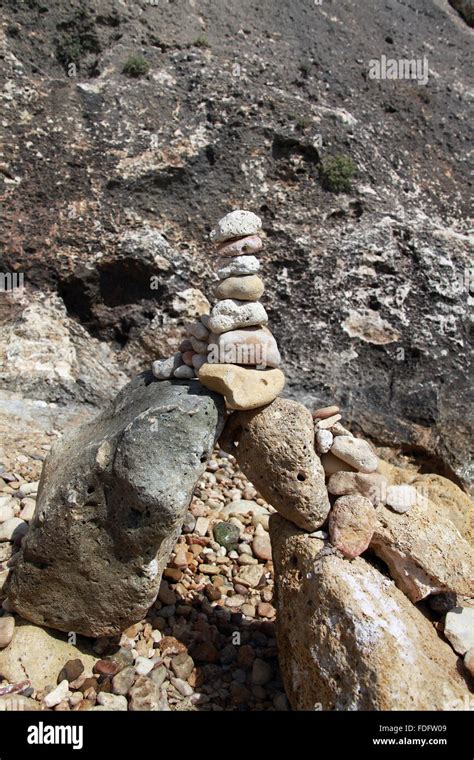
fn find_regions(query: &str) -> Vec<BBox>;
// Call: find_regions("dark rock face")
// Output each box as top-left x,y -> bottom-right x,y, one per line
0,1 -> 472,490
6,375 -> 225,637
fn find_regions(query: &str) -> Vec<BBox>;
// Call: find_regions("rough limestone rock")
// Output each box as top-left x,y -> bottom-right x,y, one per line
6,375 -> 224,637
220,398 -> 330,531
270,514 -> 469,711
376,461 -> 474,543
199,365 -> 285,410
208,299 -> 268,334
217,255 -> 261,280
208,327 -> 281,368
330,435 -> 378,473
444,607 -> 474,655
328,495 -> 376,558
370,498 -> 474,603
328,471 -> 388,505
0,620 -> 96,691
210,210 -> 262,243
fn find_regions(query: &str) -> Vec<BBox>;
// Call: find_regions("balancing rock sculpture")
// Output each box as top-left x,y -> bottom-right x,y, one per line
152,210 -> 285,410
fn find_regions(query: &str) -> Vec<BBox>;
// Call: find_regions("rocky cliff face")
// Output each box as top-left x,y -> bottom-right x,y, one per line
0,0 -> 472,490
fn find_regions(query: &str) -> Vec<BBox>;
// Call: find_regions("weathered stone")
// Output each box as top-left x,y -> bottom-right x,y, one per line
43,679 -> 70,708
6,375 -> 224,637
185,321 -> 209,341
199,364 -> 285,410
0,615 -> 15,648
329,495 -> 376,558
313,405 -> 340,420
215,275 -> 264,301
173,364 -> 195,379
270,514 -> 470,710
58,658 -> 84,684
112,665 -> 136,696
213,521 -> 240,550
321,452 -> 357,477
252,533 -> 272,561
129,675 -> 169,711
444,607 -> 474,655
464,648 -> 474,678
216,234 -> 263,257
221,398 -> 330,531
386,484 -> 418,513
0,620 -> 96,690
217,255 -> 260,280
95,692 -> 128,711
371,498 -> 474,603
171,652 -> 194,680
330,436 -> 378,473
315,429 -> 333,455
327,471 -> 388,505
152,353 -> 182,380
210,210 -> 262,243
0,518 -> 27,543
209,299 -> 268,334
207,327 -> 281,368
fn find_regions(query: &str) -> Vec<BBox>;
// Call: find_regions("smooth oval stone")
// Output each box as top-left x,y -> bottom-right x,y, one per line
330,436 -> 378,473
209,299 -> 268,335
217,255 -> 260,280
210,210 -> 262,243
215,275 -> 264,302
191,354 -> 207,370
182,351 -> 195,367
173,364 -> 195,379
217,235 -> 263,258
329,494 -> 376,559
152,353 -> 182,380
190,336 -> 208,353
198,364 -> 285,410
207,327 -> 281,368
186,321 -> 209,340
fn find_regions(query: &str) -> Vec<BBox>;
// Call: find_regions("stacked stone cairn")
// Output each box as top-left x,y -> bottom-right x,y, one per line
152,210 -> 285,410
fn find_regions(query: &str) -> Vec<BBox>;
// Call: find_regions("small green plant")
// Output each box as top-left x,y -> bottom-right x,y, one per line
122,54 -> 150,78
193,36 -> 210,48
319,154 -> 356,193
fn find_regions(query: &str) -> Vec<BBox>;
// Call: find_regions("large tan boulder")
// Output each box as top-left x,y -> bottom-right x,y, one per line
220,398 -> 330,531
0,619 -> 96,691
377,461 -> 473,544
371,497 -> 473,603
270,514 -> 469,711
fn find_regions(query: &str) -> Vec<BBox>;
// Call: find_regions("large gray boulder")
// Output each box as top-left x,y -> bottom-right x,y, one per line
6,374 -> 224,637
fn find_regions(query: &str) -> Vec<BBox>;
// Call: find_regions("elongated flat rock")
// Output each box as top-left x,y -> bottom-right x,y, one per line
207,327 -> 281,368
215,275 -> 264,302
220,398 -> 330,531
199,364 -> 284,410
217,235 -> 263,258
217,255 -> 260,280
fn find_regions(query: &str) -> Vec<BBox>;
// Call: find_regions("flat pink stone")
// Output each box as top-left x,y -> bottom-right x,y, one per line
216,235 -> 263,258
